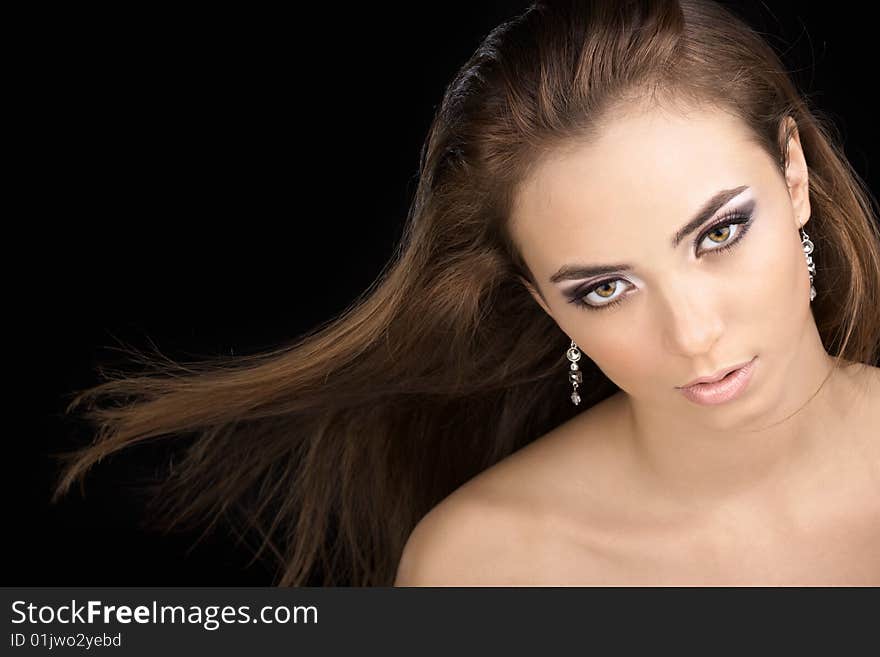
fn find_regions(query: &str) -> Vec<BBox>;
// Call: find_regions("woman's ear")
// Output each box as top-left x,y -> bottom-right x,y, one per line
780,116 -> 811,230
518,275 -> 554,317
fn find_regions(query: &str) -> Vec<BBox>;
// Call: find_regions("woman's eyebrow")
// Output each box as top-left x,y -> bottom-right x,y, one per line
548,184 -> 751,284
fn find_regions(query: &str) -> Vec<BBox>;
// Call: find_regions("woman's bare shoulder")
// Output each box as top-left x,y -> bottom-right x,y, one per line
393,482 -> 537,586
393,392 -> 628,586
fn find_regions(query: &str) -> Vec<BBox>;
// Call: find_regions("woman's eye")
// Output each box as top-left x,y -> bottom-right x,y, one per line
699,221 -> 739,252
580,279 -> 629,308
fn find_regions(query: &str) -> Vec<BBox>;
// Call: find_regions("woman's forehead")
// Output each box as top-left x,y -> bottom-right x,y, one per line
512,106 -> 763,234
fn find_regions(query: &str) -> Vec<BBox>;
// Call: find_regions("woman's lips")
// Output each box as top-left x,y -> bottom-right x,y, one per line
678,358 -> 754,387
677,356 -> 757,406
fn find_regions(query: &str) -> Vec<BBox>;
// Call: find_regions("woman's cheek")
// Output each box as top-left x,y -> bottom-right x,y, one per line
578,328 -> 657,393
739,216 -> 805,323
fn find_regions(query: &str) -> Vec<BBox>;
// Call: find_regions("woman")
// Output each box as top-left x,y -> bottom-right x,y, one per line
53,0 -> 880,586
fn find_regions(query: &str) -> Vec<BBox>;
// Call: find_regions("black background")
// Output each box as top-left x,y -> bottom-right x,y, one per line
8,2 -> 878,585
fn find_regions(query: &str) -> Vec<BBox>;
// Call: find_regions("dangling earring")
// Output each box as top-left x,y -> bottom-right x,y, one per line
800,225 -> 816,302
566,339 -> 582,405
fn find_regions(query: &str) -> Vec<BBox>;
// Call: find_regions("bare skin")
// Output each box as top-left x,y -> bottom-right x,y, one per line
396,362 -> 880,585
394,100 -> 880,586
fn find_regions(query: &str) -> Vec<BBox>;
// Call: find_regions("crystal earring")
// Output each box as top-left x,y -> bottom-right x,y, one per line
566,339 -> 583,405
800,225 -> 816,302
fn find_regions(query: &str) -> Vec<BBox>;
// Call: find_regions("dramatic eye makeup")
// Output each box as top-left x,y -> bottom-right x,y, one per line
562,194 -> 757,312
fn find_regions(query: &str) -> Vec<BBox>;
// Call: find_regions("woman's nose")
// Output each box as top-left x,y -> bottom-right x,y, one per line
660,285 -> 725,358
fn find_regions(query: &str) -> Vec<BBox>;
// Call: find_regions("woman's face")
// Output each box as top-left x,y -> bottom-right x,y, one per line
511,103 -> 813,418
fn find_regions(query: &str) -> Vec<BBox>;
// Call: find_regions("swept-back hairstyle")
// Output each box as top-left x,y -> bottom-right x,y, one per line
52,0 -> 880,585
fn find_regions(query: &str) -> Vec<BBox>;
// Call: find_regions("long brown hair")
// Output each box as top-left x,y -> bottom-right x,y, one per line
51,0 -> 880,586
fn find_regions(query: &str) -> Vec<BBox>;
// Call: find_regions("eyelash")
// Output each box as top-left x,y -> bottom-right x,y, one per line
567,209 -> 755,312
